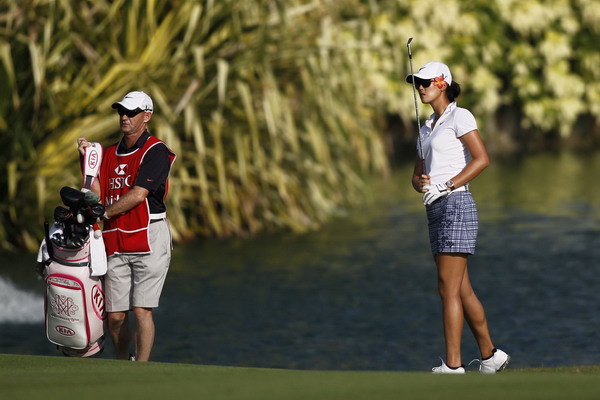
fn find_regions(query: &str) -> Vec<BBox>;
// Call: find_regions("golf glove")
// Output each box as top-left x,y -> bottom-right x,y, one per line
422,183 -> 450,206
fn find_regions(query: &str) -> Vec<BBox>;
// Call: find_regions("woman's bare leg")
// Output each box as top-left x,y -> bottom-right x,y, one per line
436,253 -> 467,367
460,266 -> 495,358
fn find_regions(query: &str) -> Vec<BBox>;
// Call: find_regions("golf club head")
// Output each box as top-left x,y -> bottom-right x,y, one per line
83,204 -> 105,225
65,224 -> 89,249
54,206 -> 72,223
89,203 -> 105,218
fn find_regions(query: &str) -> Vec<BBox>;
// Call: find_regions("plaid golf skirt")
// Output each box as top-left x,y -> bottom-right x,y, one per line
426,191 -> 478,256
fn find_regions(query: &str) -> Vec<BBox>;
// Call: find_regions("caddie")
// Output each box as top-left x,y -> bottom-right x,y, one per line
77,90 -> 175,362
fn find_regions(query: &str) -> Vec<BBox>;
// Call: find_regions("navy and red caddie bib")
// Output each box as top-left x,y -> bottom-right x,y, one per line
100,136 -> 175,256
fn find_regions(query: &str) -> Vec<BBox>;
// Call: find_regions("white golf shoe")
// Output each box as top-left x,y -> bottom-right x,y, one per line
478,348 -> 510,374
431,359 -> 465,374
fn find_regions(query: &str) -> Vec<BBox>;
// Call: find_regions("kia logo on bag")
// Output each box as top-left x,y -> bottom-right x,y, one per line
56,326 -> 75,336
92,285 -> 105,319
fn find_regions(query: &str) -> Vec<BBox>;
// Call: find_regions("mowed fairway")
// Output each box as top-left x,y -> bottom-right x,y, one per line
1,354 -> 600,400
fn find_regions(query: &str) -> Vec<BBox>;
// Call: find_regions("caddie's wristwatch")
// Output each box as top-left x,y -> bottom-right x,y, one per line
445,179 -> 455,191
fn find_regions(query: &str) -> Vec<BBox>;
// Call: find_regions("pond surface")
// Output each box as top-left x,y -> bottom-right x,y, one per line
2,152 -> 600,371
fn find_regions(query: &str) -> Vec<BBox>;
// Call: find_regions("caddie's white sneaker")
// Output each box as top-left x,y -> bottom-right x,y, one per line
431,359 -> 465,374
479,348 -> 510,374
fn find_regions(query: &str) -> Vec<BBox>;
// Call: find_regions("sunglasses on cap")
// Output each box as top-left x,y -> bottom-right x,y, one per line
117,107 -> 144,118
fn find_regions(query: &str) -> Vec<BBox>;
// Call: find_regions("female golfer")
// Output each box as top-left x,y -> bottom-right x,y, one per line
407,62 -> 509,374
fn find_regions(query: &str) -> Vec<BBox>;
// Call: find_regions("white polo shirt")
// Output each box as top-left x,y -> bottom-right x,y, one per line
416,102 -> 478,186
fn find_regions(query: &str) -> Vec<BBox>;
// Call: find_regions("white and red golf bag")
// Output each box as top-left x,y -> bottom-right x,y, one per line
39,186 -> 107,357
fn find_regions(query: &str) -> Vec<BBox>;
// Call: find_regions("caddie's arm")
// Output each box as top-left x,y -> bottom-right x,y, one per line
103,186 -> 149,220
85,179 -> 101,198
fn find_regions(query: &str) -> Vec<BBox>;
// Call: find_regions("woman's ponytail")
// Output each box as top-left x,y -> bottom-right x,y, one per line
447,81 -> 461,102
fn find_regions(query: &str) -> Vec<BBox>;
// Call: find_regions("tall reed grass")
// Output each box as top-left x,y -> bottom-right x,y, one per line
0,1 -> 391,251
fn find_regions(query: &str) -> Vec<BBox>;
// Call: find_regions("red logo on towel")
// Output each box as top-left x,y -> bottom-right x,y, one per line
56,325 -> 76,336
87,149 -> 99,169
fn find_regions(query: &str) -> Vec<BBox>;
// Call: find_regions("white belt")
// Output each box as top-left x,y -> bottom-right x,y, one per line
451,185 -> 468,192
150,212 -> 167,223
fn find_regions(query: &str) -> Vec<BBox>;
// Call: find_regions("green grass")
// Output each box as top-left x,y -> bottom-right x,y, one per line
2,354 -> 600,400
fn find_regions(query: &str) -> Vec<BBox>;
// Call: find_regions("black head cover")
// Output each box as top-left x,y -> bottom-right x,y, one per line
60,186 -> 86,210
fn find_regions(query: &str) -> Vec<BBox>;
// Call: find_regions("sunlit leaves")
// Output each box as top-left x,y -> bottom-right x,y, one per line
0,0 -> 389,250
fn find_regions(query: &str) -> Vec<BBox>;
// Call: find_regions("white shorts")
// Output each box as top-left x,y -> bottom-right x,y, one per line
104,219 -> 171,312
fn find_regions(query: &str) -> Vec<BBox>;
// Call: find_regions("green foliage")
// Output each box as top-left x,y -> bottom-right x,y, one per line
374,0 -> 600,139
0,0 -> 389,250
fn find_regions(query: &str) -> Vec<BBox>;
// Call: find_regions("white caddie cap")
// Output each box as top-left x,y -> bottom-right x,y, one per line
406,61 -> 452,85
111,91 -> 153,113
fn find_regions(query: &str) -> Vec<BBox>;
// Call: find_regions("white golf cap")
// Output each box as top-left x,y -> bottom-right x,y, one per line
406,61 -> 452,85
111,91 -> 153,113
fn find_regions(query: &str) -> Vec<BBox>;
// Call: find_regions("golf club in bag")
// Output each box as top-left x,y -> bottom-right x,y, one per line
37,143 -> 107,357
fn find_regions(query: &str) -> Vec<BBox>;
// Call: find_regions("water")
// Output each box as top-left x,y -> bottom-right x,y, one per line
2,152 -> 600,370
0,278 -> 44,324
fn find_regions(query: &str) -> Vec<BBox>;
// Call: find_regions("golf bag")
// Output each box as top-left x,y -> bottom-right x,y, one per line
39,186 -> 107,357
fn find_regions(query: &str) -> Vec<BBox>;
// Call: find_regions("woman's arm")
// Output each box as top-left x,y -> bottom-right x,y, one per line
411,156 -> 430,193
450,129 -> 490,188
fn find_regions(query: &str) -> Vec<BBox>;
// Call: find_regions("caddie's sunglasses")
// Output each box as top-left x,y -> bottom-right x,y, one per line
413,78 -> 433,88
117,108 -> 144,118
